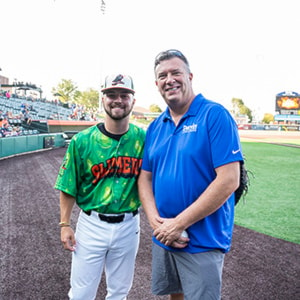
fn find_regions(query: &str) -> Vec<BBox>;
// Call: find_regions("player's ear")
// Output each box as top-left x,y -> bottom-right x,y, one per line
132,97 -> 136,105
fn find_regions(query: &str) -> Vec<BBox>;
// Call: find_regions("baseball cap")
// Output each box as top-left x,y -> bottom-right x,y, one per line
101,74 -> 135,94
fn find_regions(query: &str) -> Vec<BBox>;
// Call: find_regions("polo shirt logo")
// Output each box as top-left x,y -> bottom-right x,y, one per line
182,124 -> 198,133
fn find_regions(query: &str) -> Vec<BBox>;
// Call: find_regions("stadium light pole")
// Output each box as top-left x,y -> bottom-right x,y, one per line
99,1 -> 106,112
0,68 -> 2,90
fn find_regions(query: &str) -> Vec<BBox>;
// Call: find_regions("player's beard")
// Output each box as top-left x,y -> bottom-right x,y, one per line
103,103 -> 134,121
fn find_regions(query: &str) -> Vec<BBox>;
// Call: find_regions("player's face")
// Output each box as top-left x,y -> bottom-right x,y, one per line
155,57 -> 193,107
102,89 -> 135,120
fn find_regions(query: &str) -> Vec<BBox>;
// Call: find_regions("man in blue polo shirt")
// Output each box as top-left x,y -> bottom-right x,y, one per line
138,49 -> 243,300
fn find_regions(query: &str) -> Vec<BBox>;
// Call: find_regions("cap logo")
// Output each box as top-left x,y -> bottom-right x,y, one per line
111,74 -> 124,86
101,74 -> 134,93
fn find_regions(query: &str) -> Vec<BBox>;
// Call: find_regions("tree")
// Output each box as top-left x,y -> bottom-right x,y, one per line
149,104 -> 162,113
76,88 -> 100,109
262,113 -> 274,124
231,98 -> 253,123
52,79 -> 78,103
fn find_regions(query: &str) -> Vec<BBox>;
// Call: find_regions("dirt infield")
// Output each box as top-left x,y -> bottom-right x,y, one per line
239,129 -> 300,146
0,145 -> 299,300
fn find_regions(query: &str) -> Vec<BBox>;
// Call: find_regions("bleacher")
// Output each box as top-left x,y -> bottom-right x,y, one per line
0,95 -> 73,137
0,95 -> 72,120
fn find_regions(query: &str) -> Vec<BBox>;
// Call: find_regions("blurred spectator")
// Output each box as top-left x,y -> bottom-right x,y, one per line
7,110 -> 13,119
21,103 -> 27,114
6,91 -> 11,100
0,119 -> 10,137
23,109 -> 32,125
11,126 -> 21,136
0,117 -> 9,128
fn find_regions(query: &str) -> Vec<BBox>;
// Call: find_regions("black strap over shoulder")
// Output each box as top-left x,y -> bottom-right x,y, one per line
234,160 -> 250,205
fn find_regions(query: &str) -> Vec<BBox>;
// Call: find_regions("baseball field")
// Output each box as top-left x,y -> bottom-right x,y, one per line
237,130 -> 300,244
0,130 -> 299,299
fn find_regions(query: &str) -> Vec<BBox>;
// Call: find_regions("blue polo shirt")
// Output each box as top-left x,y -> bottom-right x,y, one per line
142,94 -> 243,253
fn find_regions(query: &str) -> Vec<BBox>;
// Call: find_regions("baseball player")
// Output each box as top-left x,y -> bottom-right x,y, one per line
54,74 -> 145,300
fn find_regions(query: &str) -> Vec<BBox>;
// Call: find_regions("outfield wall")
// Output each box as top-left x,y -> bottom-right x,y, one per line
0,133 -> 66,158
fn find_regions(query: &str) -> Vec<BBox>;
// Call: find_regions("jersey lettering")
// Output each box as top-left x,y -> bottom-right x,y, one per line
91,156 -> 142,184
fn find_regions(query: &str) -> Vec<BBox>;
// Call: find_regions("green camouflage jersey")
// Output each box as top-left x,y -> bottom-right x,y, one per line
54,123 -> 145,214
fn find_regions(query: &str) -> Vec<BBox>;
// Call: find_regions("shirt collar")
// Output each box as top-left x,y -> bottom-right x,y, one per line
162,94 -> 204,122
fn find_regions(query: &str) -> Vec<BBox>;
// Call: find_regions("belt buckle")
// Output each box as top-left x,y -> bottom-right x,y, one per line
98,214 -> 125,223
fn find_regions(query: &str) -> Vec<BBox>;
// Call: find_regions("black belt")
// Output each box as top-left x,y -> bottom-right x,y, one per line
83,209 -> 138,223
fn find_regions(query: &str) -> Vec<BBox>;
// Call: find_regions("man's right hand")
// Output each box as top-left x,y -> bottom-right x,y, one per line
61,227 -> 76,251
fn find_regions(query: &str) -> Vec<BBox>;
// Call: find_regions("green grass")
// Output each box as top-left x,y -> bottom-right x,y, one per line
235,142 -> 300,244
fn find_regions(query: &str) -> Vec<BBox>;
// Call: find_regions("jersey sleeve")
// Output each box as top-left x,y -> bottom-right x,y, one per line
208,107 -> 243,168
54,138 -> 82,197
140,123 -> 153,172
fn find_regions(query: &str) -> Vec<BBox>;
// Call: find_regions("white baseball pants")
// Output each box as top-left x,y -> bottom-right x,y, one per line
68,210 -> 140,300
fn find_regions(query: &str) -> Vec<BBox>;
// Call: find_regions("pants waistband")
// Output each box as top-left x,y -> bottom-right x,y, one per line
83,209 -> 138,223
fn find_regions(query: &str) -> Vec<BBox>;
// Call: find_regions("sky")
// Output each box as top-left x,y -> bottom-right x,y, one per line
1,0 -> 299,120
